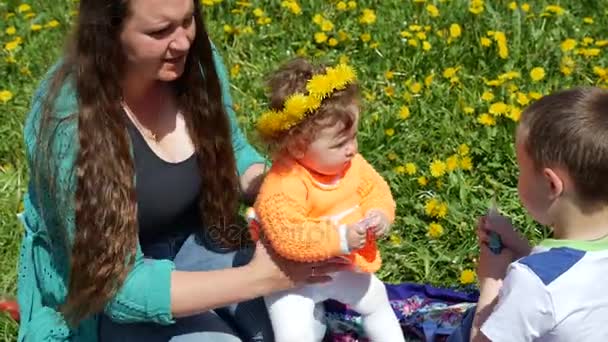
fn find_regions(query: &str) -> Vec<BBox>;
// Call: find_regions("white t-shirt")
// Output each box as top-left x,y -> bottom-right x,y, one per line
481,238 -> 608,342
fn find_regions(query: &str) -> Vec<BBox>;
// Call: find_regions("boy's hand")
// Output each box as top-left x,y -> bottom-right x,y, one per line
362,209 -> 391,238
346,223 -> 367,251
478,214 -> 532,259
477,232 -> 515,282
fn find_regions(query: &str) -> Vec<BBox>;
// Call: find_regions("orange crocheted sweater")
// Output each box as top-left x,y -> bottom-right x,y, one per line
249,153 -> 395,273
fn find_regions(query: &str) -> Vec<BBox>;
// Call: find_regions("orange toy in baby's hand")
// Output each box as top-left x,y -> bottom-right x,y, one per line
0,297 -> 19,322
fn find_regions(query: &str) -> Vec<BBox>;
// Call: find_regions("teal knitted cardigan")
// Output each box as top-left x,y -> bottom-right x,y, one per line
16,45 -> 265,341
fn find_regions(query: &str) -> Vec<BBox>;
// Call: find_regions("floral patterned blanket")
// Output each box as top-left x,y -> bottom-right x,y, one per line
322,282 -> 479,342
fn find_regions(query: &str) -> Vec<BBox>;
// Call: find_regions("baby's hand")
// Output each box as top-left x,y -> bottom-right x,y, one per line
362,209 -> 391,238
346,223 -> 367,251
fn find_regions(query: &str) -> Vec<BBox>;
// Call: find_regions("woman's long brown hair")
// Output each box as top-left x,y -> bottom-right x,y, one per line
34,0 -> 239,326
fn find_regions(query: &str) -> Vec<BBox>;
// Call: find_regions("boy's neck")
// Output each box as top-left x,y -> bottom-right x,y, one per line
550,200 -> 608,241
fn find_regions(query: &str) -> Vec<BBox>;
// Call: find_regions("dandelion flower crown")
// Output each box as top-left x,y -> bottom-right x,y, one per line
256,62 -> 357,139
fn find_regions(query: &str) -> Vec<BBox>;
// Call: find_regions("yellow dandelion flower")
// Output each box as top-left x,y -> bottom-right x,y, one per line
529,91 -> 542,100
478,113 -> 496,126
338,31 -> 349,42
360,33 -> 371,42
426,4 -> 440,17
463,106 -> 475,114
458,144 -> 470,156
253,8 -> 265,17
424,74 -> 434,87
460,156 -> 473,171
494,31 -> 509,59
521,3 -> 530,11
422,41 -> 432,51
418,176 -> 428,186
389,233 -> 402,246
416,32 -> 427,40
359,8 -> 377,25
394,165 -> 406,174
5,26 -> 16,35
481,91 -> 494,102
508,106 -> 522,122
312,14 -> 323,25
430,160 -> 446,178
314,32 -> 328,44
449,24 -> 461,39
561,39 -> 577,52
388,152 -> 398,161
409,82 -> 422,94
385,70 -> 394,80
480,37 -> 492,47
405,163 -> 417,175
230,64 -> 240,77
17,4 -> 31,12
408,39 -> 419,47
545,5 -> 565,15
516,92 -> 530,106
321,19 -> 334,32
489,102 -> 509,116
596,40 -> 608,48
425,198 -> 438,216
384,86 -> 395,97
399,106 -> 411,120
530,67 -> 545,81
328,38 -> 338,47
427,222 -> 444,239
446,155 -> 459,172
508,2 -> 517,10
385,128 -> 395,137
0,90 -> 14,103
460,269 -> 476,284
442,67 -> 458,79
336,1 -> 347,11
348,1 -> 357,10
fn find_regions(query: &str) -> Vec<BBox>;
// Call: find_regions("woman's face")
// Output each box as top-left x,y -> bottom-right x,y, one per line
120,0 -> 196,83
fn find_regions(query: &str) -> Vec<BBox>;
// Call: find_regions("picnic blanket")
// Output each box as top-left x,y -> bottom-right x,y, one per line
323,282 -> 479,342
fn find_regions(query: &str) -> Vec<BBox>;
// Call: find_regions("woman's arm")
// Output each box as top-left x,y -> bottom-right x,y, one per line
210,43 -> 269,203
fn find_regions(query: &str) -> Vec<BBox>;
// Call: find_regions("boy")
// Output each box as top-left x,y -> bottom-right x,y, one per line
451,86 -> 608,341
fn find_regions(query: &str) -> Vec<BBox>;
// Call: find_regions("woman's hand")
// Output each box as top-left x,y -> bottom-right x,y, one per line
248,238 -> 352,294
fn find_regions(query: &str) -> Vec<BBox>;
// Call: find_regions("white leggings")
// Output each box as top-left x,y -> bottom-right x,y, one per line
264,271 -> 405,342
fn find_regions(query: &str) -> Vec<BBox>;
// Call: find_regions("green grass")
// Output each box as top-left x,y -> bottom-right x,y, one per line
1,0 -> 607,340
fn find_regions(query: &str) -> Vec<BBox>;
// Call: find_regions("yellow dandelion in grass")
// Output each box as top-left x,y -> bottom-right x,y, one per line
0,90 -> 14,103
460,269 -> 476,284
530,67 -> 546,81
463,106 -> 475,114
508,2 -> 517,10
409,82 -> 422,94
494,31 -> 509,59
424,74 -> 434,87
561,39 -> 577,52
230,64 -> 240,77
582,37 -> 595,46
529,92 -> 542,100
416,32 -> 427,40
253,8 -> 265,17
418,176 -> 428,186
388,152 -> 398,161
281,0 -> 302,15
399,106 -> 411,120
359,8 -> 377,25
336,1 -> 347,11
427,222 -> 444,239
408,39 -> 419,47
478,113 -> 496,126
320,19 -> 334,32
498,71 -> 520,81
337,31 -> 349,42
480,37 -> 492,47
449,24 -> 462,39
313,13 -> 323,25
545,5 -> 565,16
405,163 -> 417,175
394,165 -> 406,174
424,198 -> 439,216
328,38 -> 338,47
348,1 -> 357,10
385,70 -> 394,80
596,40 -> 608,48
360,33 -> 371,42
385,128 -> 395,137
17,4 -> 31,13
5,26 -> 16,35
458,144 -> 470,156
389,233 -> 402,246
469,0 -> 484,14
508,106 -> 522,122
460,156 -> 473,171
583,17 -> 594,24
481,91 -> 494,102
426,4 -> 440,17
314,32 -> 328,43
442,67 -> 459,79
560,56 -> 576,76
517,92 -> 530,106
384,86 -> 395,97
446,155 -> 459,172
422,41 -> 432,51
430,160 -> 447,178
4,38 -> 21,52
489,102 -> 509,116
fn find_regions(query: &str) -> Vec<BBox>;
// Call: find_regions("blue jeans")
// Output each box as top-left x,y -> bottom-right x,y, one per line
98,231 -> 274,341
446,306 -> 476,342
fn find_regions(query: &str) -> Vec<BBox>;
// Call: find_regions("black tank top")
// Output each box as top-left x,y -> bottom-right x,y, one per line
125,117 -> 202,246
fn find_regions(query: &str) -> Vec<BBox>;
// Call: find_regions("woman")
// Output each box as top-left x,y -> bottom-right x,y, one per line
17,0 -> 350,341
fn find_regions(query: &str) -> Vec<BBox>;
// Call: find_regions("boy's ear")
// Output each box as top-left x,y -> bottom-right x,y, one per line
543,167 -> 564,200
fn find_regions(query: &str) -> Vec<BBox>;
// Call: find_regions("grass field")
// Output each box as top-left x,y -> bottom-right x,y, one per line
1,0 -> 607,340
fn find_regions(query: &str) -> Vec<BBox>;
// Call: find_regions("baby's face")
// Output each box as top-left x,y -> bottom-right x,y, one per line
297,111 -> 359,176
